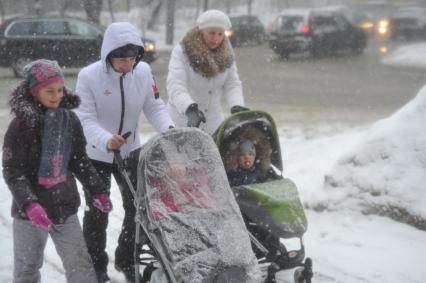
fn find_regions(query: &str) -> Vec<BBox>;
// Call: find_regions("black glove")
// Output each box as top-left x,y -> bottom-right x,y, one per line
230,105 -> 250,114
185,103 -> 206,127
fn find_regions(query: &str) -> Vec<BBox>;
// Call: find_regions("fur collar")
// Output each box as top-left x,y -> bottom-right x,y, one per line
181,28 -> 234,79
9,81 -> 80,127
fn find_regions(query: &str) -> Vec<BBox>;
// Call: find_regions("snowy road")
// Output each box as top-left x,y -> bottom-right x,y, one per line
151,38 -> 426,128
0,38 -> 425,138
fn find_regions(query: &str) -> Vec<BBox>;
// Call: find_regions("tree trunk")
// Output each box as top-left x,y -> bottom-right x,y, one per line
147,0 -> 163,30
195,0 -> 201,22
247,0 -> 253,15
59,0 -> 70,17
83,0 -> 103,25
203,0 -> 208,11
165,0 -> 175,45
108,0 -> 115,22
225,0 -> 231,14
0,0 -> 5,20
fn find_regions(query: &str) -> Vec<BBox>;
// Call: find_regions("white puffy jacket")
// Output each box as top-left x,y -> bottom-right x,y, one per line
75,22 -> 174,163
166,42 -> 244,135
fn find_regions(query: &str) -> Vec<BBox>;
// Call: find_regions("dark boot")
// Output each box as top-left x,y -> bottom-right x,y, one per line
96,271 -> 111,283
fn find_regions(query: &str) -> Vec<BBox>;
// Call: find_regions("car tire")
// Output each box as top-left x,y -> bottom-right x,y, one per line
12,57 -> 33,78
279,51 -> 290,59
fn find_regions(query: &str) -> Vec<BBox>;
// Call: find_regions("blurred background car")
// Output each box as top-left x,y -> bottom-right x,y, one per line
389,6 -> 426,41
0,16 -> 157,77
351,1 -> 395,38
267,9 -> 367,59
226,15 -> 265,46
323,5 -> 375,37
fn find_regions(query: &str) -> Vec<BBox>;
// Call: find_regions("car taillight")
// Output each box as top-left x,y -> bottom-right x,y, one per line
300,22 -> 309,33
0,20 -> 7,29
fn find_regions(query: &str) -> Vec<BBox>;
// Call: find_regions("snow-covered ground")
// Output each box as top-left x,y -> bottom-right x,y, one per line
1,11 -> 426,283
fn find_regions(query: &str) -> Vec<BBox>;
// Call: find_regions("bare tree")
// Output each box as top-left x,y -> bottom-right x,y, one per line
147,0 -> 164,30
165,0 -> 175,45
108,0 -> 115,22
203,0 -> 208,11
0,0 -> 4,20
225,0 -> 231,14
59,0 -> 70,17
247,0 -> 253,14
83,0 -> 103,25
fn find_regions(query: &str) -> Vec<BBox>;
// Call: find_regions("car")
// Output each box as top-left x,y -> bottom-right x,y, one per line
267,9 -> 367,59
226,15 -> 265,46
0,16 -> 157,77
323,5 -> 375,36
389,7 -> 426,41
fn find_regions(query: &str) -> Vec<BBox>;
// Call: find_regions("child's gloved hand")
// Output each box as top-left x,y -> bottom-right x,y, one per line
92,193 -> 113,213
25,201 -> 52,229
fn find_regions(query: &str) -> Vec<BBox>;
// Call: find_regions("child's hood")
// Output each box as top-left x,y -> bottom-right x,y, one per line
9,81 -> 80,127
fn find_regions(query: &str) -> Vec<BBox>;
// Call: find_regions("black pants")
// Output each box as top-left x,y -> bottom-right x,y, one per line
83,149 -> 140,275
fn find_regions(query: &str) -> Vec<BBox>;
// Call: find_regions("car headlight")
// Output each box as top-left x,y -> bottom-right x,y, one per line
224,30 -> 233,37
377,19 -> 389,35
360,21 -> 374,30
144,42 -> 155,52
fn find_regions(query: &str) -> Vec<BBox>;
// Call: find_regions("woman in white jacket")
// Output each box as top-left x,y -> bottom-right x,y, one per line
167,9 -> 249,135
75,22 -> 174,283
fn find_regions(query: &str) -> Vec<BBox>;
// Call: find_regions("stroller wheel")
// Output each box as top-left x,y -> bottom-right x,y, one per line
293,267 -> 305,283
293,258 -> 313,283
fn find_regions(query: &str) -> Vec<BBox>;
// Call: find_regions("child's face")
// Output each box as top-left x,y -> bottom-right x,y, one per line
33,82 -> 64,108
238,152 -> 255,170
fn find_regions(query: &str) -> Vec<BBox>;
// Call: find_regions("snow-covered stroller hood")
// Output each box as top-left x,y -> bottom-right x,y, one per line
136,128 -> 260,283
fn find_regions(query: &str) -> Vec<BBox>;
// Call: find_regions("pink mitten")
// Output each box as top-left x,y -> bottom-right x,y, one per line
25,202 -> 52,229
92,193 -> 113,213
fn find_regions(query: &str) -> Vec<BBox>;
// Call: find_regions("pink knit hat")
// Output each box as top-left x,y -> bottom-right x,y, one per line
24,59 -> 65,94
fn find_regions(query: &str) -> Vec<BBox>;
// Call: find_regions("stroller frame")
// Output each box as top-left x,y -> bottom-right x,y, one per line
115,128 -> 261,283
213,110 -> 313,283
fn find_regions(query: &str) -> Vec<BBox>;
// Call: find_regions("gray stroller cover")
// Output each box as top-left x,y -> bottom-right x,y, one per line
136,128 -> 261,283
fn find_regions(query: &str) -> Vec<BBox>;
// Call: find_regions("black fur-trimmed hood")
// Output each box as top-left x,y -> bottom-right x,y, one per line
9,80 -> 80,127
181,28 -> 234,78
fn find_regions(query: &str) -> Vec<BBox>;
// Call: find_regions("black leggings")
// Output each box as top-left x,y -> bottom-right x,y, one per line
83,149 -> 141,274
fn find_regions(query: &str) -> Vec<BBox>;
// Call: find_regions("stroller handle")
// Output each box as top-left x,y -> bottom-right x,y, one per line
113,149 -> 137,198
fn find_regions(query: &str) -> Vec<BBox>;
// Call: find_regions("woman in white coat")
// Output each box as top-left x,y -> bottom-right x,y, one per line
167,9 -> 249,135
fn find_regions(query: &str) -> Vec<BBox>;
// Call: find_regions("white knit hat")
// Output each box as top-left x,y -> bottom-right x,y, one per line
196,9 -> 232,30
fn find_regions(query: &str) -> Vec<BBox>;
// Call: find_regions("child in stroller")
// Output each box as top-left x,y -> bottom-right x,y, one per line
227,139 -> 275,187
214,110 -> 313,283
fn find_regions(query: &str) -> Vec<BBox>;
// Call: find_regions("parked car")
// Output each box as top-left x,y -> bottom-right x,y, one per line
226,15 -> 265,46
0,16 -> 157,77
268,9 -> 367,59
389,7 -> 426,41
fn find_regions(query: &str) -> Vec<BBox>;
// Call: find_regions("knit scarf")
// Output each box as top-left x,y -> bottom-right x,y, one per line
38,108 -> 71,188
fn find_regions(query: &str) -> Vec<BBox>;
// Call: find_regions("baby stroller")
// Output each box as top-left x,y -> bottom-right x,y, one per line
127,127 -> 261,283
213,110 -> 313,283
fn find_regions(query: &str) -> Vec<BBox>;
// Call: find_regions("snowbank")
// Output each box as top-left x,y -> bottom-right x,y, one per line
381,42 -> 426,70
321,85 -> 426,230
